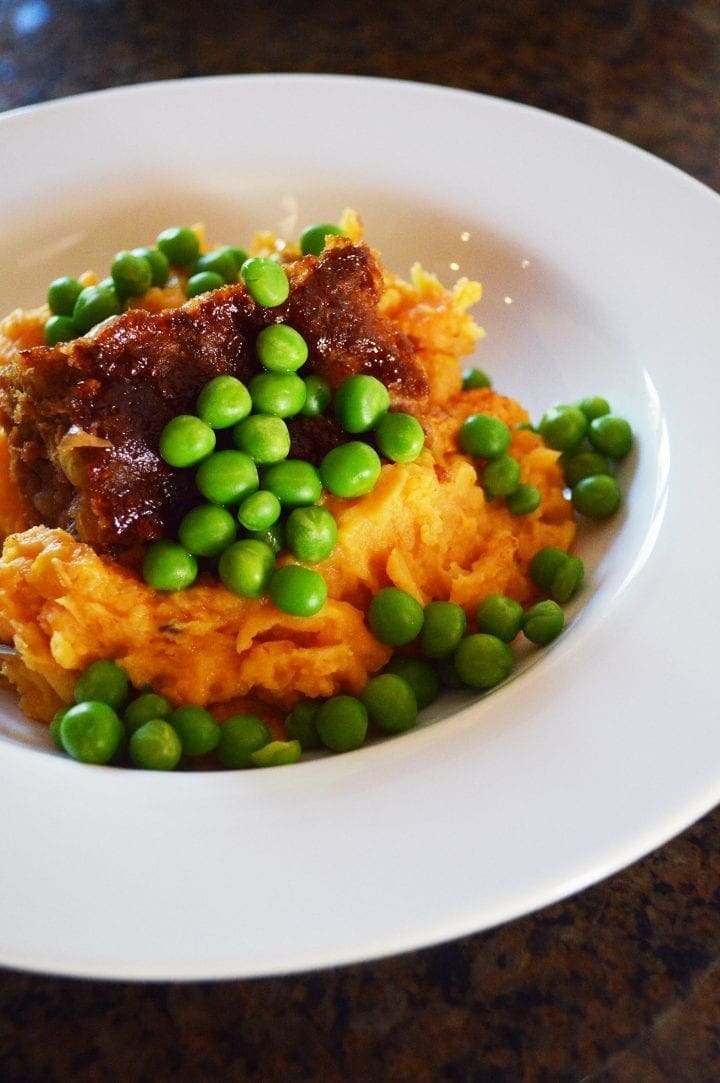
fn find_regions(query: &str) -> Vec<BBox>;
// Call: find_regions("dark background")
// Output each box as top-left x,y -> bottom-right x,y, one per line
1,1 -> 720,1080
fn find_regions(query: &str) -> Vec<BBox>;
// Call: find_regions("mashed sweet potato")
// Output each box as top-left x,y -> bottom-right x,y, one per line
0,213 -> 575,729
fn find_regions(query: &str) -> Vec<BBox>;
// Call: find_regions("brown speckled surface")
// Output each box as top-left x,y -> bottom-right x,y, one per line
1,1 -> 720,1079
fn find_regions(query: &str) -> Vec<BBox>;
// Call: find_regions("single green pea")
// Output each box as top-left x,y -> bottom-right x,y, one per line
72,283 -> 122,334
124,692 -> 172,734
462,367 -> 492,390
299,223 -> 347,256
454,633 -> 514,689
249,520 -> 285,554
74,659 -> 129,710
268,564 -> 328,616
241,256 -> 290,307
262,459 -> 322,507
131,246 -> 170,287
168,704 -> 221,757
334,374 -> 390,434
505,483 -> 541,516
476,593 -> 524,642
236,489 -> 282,532
374,412 -> 425,463
575,395 -> 611,421
111,250 -> 153,298
319,441 -> 382,498
529,547 -> 571,591
193,246 -> 241,284
301,374 -> 332,417
156,226 -> 200,267
550,554 -> 585,604
196,375 -> 252,430
178,503 -> 237,557
186,270 -> 225,298
60,701 -> 124,765
285,505 -> 338,563
523,600 -> 565,645
49,707 -> 70,749
44,314 -> 76,346
538,405 -> 588,452
459,413 -> 511,460
129,719 -> 182,770
228,246 -> 249,268
142,540 -> 198,592
232,414 -> 291,464
159,414 -> 216,468
315,695 -> 368,752
361,673 -> 418,734
368,587 -> 424,647
588,415 -> 633,459
560,448 -> 612,488
249,372 -> 307,418
572,474 -> 622,518
284,699 -> 322,749
250,739 -> 302,767
216,713 -> 271,768
256,323 -> 309,373
383,656 -> 441,709
218,538 -> 276,598
420,600 -> 467,658
47,275 -> 83,316
195,449 -> 259,506
482,454 -> 521,498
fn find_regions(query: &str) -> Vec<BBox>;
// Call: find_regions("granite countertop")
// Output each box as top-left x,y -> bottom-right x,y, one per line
1,1 -> 719,1079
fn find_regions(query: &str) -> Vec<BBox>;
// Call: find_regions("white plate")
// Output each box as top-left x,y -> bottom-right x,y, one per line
0,75 -> 717,981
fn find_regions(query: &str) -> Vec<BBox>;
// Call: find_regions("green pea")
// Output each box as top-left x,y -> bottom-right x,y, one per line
301,375 -> 332,417
47,276 -> 83,316
374,412 -> 425,463
72,283 -> 122,334
420,600 -> 467,658
49,706 -> 70,749
249,520 -> 285,555
538,405 -> 588,452
186,270 -> 225,298
250,739 -> 302,767
572,474 -> 621,518
44,315 -> 76,346
111,250 -> 153,298
193,246 -> 241,284
560,448 -> 612,488
505,483 -> 541,516
268,564 -> 328,616
299,223 -> 347,256
476,593 -> 524,642
124,692 -> 172,734
228,246 -> 249,268
249,372 -> 306,418
550,555 -> 585,604
368,587 -> 424,647
129,719 -> 182,770
459,413 -> 511,460
156,226 -> 200,267
285,505 -> 337,563
361,673 -> 418,734
142,540 -> 198,592
319,441 -> 382,498
195,449 -> 259,506
232,414 -> 291,464
262,459 -> 322,507
454,633 -> 514,689
383,656 -> 441,709
334,374 -> 390,434
168,704 -> 221,757
241,256 -> 290,307
236,489 -> 282,532
60,701 -> 124,765
256,324 -> 308,373
588,415 -> 633,459
482,454 -> 521,498
529,547 -> 570,591
74,659 -> 129,710
462,367 -> 492,390
216,713 -> 271,768
159,414 -> 216,468
284,699 -> 322,749
178,503 -> 237,557
315,695 -> 368,752
575,395 -> 611,421
218,539 -> 275,597
523,600 -> 565,645
196,375 -> 252,430
131,246 -> 170,287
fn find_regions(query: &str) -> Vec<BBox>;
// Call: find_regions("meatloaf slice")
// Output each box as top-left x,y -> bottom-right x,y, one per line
0,240 -> 428,549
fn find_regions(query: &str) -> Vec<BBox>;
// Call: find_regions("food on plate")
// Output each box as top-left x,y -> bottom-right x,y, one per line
0,210 -> 633,769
